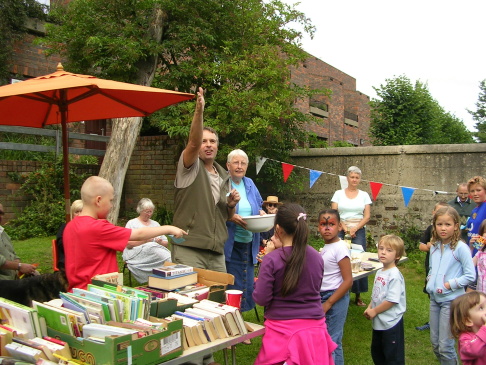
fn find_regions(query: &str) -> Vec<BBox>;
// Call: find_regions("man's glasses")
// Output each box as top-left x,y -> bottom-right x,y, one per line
267,203 -> 277,208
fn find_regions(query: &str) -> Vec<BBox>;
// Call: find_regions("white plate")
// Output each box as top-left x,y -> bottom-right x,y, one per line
241,214 -> 276,233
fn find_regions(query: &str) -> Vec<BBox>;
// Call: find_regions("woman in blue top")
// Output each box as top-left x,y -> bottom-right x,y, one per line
224,149 -> 264,313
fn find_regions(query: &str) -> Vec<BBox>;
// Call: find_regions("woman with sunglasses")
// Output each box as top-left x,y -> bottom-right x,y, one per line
260,196 -> 283,248
224,149 -> 265,316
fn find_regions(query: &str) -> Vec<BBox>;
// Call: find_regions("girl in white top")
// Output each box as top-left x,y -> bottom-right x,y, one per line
331,166 -> 372,307
318,209 -> 353,365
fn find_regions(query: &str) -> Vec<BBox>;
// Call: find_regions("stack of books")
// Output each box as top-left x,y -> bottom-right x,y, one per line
167,299 -> 248,350
147,264 -> 198,291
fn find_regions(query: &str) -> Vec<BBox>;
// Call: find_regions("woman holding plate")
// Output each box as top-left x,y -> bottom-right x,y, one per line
331,166 -> 372,307
224,149 -> 264,314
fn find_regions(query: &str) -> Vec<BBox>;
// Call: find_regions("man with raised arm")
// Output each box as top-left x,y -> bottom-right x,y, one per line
172,87 -> 240,272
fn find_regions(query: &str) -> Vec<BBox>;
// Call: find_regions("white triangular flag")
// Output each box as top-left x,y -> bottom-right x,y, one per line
256,156 -> 267,175
339,175 -> 348,190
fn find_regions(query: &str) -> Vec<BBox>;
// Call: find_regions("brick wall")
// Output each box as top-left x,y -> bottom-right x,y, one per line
0,160 -> 99,223
122,135 -> 181,213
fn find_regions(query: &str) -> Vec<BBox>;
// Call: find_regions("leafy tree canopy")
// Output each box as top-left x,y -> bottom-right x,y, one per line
42,0 -> 327,192
469,79 -> 486,142
369,75 -> 474,146
0,0 -> 47,84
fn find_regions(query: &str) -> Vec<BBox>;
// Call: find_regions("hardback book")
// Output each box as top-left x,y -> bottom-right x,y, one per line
32,337 -> 72,360
192,301 -> 239,337
147,272 -> 198,291
91,272 -> 123,286
32,301 -> 84,337
152,264 -> 194,277
184,307 -> 229,339
174,311 -> 218,342
5,342 -> 46,362
0,326 -> 13,356
12,337 -> 55,361
203,300 -> 248,336
42,336 -> 72,360
169,314 -> 206,346
0,297 -> 41,339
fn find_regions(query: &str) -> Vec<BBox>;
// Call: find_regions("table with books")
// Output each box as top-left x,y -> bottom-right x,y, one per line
0,263 -> 266,365
351,252 -> 408,281
161,321 -> 265,365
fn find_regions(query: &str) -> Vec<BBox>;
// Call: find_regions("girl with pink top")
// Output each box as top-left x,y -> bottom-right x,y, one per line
472,220 -> 486,294
450,291 -> 486,365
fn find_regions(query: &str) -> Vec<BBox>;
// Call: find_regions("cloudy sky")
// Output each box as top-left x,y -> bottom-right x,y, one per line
282,0 -> 485,131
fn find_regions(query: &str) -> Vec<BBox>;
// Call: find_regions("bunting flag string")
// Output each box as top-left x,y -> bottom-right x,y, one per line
256,156 -> 454,208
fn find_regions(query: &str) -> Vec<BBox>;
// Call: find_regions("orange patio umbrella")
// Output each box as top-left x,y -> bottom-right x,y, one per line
0,63 -> 194,221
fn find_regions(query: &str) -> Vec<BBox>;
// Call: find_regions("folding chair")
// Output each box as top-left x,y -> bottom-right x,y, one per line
51,239 -> 60,272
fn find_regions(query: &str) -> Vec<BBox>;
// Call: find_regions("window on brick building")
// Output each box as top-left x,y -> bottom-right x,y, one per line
344,110 -> 358,127
309,98 -> 329,119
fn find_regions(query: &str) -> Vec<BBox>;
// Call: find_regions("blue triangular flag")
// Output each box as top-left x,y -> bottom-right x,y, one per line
401,187 -> 416,207
309,170 -> 322,188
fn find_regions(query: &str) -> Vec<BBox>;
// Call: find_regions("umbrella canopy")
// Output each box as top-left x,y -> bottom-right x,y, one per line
0,63 -> 194,221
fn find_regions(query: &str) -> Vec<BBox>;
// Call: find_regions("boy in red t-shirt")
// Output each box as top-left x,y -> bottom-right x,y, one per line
64,176 -> 186,290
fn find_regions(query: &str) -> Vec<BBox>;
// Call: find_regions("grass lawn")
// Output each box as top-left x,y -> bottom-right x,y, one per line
15,237 -> 440,364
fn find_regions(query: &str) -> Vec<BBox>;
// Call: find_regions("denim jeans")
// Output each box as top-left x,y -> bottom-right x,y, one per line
321,289 -> 349,365
429,299 -> 458,365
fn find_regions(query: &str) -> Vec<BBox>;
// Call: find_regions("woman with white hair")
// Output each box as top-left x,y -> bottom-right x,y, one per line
225,149 -> 264,315
331,166 -> 372,307
122,198 -> 171,283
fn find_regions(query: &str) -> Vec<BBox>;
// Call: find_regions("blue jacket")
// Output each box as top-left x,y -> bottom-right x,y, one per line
426,240 -> 476,302
224,176 -> 263,265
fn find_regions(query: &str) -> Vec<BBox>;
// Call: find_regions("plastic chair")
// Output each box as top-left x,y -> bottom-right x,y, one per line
51,239 -> 60,272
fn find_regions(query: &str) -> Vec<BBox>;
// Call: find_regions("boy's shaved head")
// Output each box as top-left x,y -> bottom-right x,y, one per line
81,176 -> 113,203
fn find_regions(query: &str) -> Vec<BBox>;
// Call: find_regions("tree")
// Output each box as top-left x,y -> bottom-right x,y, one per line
0,0 -> 47,84
41,0 -> 323,222
469,79 -> 486,142
369,75 -> 474,146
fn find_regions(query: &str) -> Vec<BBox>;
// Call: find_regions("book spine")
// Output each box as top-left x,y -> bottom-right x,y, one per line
152,267 -> 194,277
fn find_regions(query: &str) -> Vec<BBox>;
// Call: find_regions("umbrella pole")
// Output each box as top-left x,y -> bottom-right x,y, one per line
60,93 -> 71,223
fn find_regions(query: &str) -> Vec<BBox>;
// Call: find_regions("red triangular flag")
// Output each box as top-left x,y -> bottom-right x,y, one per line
369,181 -> 383,201
282,163 -> 294,182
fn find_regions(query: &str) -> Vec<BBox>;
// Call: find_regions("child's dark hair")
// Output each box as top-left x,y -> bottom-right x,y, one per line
275,203 -> 308,297
318,209 -> 341,223
450,291 -> 486,338
431,206 -> 461,249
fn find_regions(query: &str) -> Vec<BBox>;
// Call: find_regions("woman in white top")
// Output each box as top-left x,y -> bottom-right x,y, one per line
331,166 -> 372,307
122,198 -> 171,283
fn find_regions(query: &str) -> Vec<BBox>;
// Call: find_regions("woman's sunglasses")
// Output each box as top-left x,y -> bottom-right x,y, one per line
267,203 -> 277,208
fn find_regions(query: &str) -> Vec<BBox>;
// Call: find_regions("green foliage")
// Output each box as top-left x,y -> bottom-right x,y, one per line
332,140 -> 355,147
369,75 -> 474,145
5,161 -> 88,239
382,212 -> 424,252
40,0 -> 329,190
0,0 -> 47,84
469,79 -> 486,142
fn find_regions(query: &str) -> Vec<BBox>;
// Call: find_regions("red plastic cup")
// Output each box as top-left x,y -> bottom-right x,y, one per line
225,289 -> 243,309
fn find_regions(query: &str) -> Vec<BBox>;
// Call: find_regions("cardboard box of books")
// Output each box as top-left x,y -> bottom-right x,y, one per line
163,263 -> 235,303
46,318 -> 183,365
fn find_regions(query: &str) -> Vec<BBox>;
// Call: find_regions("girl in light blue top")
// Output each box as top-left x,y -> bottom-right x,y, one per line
427,206 -> 476,365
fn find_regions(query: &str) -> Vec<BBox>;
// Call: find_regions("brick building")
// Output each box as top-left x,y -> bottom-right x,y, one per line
291,55 -> 371,147
7,15 -> 370,147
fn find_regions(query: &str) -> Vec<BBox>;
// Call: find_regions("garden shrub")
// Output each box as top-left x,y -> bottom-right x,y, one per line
5,161 -> 88,239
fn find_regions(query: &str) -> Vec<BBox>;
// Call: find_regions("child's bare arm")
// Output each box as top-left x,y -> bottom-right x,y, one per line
128,226 -> 186,246
363,300 -> 395,320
